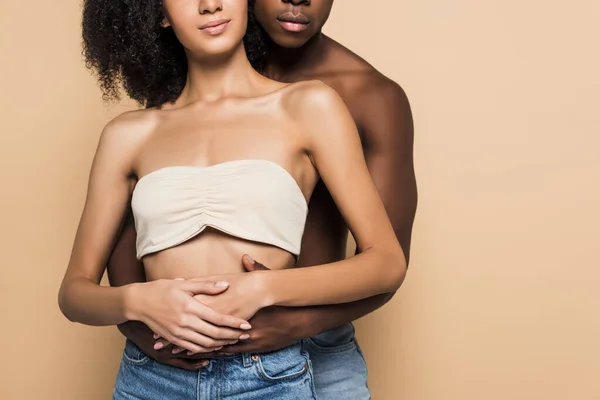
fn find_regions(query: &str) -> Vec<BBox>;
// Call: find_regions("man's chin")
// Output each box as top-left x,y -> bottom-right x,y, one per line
270,32 -> 314,49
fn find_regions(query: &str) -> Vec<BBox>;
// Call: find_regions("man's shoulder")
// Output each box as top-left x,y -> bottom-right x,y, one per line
322,37 -> 409,112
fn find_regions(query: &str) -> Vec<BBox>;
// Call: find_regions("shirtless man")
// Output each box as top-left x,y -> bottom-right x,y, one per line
108,1 -> 416,398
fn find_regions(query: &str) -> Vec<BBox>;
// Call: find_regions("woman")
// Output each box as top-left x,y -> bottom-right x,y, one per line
58,0 -> 406,398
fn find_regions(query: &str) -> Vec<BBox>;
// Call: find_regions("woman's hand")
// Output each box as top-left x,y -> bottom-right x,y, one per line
152,255 -> 272,355
191,268 -> 270,322
127,279 -> 252,354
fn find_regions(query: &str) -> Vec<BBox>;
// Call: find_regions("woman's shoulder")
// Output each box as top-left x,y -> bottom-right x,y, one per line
98,108 -> 161,145
102,108 -> 159,136
95,108 -> 160,160
279,80 -> 349,127
281,80 -> 342,106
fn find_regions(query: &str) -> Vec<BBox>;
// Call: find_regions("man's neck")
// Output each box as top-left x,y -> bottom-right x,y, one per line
264,33 -> 331,81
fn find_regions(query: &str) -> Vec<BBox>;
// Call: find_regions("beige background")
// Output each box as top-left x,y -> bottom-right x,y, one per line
1,1 -> 599,399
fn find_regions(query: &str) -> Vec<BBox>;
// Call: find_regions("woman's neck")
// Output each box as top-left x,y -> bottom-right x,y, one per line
177,44 -> 263,105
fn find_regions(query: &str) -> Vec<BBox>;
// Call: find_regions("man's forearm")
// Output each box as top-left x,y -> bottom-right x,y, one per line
107,210 -> 147,288
118,319 -> 145,337
299,292 -> 395,338
106,214 -> 147,336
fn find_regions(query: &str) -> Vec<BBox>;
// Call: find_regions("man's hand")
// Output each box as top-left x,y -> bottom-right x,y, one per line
118,321 -> 211,370
221,305 -> 310,353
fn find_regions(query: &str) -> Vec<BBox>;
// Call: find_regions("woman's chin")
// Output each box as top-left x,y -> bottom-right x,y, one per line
187,39 -> 244,62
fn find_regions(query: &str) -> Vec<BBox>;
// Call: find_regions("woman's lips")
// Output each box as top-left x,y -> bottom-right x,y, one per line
199,19 -> 231,36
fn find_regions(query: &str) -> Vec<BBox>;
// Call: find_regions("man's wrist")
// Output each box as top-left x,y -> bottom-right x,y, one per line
287,306 -> 316,339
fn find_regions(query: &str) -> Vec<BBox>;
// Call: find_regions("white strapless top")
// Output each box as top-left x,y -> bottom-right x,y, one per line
131,160 -> 308,260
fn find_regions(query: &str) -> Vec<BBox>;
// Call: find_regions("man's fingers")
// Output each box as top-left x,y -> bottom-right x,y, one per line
225,341 -> 284,354
242,254 -> 270,272
223,342 -> 257,354
168,358 -> 210,371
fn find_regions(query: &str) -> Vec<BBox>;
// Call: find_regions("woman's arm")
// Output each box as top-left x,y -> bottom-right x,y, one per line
193,82 -> 405,320
220,80 -> 416,353
58,114 -> 144,325
257,81 -> 407,307
58,113 -> 251,352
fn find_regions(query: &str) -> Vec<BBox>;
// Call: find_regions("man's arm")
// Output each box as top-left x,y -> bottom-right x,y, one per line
355,77 -> 417,263
107,207 -> 146,287
105,208 -> 150,343
225,77 -> 416,352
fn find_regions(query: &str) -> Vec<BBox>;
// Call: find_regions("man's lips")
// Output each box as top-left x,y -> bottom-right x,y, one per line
277,12 -> 310,25
277,12 -> 309,32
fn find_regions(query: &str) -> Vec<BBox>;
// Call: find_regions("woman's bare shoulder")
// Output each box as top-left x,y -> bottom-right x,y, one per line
101,108 -> 159,139
94,108 -> 160,165
281,80 -> 343,108
280,80 -> 352,135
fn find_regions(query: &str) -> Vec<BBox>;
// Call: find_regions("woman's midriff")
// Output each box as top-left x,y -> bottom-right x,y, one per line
142,227 -> 295,281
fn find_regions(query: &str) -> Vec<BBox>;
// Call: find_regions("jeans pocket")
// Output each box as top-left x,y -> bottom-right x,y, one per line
254,343 -> 311,383
122,339 -> 151,366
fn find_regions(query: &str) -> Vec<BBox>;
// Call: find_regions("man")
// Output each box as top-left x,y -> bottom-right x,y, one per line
108,1 -> 416,398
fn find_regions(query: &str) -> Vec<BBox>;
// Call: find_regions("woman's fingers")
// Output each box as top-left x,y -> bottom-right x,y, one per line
153,337 -> 171,350
177,328 -> 231,350
190,301 -> 252,330
179,280 -> 231,295
169,336 -> 220,354
186,319 -> 249,341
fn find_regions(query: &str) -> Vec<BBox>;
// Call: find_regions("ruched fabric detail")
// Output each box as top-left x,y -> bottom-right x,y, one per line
131,160 -> 308,260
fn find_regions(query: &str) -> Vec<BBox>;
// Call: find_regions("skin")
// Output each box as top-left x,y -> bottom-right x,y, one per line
110,0 -> 417,369
59,0 -> 408,369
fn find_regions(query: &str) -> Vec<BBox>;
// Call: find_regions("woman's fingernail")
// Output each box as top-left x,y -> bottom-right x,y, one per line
240,323 -> 252,330
230,340 -> 239,345
239,334 -> 250,340
154,342 -> 164,350
215,281 -> 229,287
201,361 -> 210,367
172,348 -> 183,354
153,334 -> 160,339
215,346 -> 223,351
245,255 -> 255,264
187,351 -> 194,356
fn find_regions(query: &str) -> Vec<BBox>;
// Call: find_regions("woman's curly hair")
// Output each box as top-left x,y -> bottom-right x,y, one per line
82,0 -> 267,107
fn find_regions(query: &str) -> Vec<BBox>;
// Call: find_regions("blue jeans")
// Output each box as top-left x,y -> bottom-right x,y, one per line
305,323 -> 371,400
113,323 -> 369,399
113,340 -> 316,399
